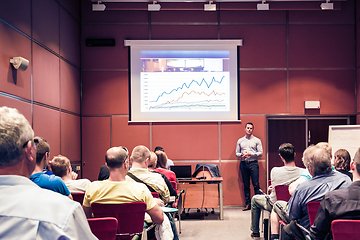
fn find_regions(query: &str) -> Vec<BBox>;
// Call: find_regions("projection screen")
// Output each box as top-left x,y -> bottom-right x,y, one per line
125,39 -> 242,122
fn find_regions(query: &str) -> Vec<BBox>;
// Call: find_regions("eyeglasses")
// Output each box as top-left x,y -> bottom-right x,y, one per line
22,138 -> 39,148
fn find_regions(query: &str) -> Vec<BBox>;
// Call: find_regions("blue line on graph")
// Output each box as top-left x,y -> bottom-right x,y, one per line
151,76 -> 225,103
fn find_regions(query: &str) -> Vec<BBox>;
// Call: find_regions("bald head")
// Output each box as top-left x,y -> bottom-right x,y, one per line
105,146 -> 129,168
130,145 -> 151,164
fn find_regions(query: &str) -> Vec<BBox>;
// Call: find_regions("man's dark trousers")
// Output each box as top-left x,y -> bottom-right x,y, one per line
240,160 -> 261,205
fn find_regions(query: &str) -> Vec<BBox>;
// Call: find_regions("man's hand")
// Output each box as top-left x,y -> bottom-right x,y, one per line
154,198 -> 165,207
242,151 -> 251,159
71,171 -> 78,180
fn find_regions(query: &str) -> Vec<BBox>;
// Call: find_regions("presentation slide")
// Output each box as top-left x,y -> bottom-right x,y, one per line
125,40 -> 242,122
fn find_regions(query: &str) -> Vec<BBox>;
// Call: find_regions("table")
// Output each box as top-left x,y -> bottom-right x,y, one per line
177,177 -> 224,220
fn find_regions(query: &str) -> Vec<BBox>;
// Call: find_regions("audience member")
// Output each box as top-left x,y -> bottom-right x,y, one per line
126,145 -> 170,204
83,146 -> 164,225
154,146 -> 174,169
270,145 -> 352,240
0,106 -> 96,239
154,150 -> 177,192
333,148 -> 352,180
288,142 -> 333,195
250,143 -> 304,239
51,154 -> 91,193
149,152 -> 177,197
98,164 -> 110,180
310,147 -> 360,240
30,136 -> 72,199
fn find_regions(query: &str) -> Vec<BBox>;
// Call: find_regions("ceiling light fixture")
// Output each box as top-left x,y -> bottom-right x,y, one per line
257,0 -> 269,10
148,1 -> 161,11
204,1 -> 216,11
92,1 -> 106,11
320,0 -> 333,10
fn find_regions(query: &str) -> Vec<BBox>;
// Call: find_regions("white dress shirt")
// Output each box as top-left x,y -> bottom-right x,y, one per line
0,175 -> 97,240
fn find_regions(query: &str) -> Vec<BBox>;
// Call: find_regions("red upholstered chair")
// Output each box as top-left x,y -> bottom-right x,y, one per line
331,219 -> 360,240
91,202 -> 147,240
307,201 -> 321,226
151,192 -> 160,198
88,217 -> 118,240
72,192 -> 85,205
274,185 -> 291,202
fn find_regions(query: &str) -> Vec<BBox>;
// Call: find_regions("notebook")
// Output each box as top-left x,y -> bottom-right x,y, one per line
170,165 -> 192,180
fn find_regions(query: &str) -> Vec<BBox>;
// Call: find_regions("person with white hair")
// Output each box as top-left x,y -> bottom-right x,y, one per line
0,106 -> 96,239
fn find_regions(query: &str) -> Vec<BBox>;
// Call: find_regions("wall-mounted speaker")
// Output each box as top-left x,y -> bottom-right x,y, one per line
86,38 -> 115,47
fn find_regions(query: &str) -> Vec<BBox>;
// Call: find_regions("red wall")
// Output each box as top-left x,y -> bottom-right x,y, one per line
0,0 -> 81,167
0,0 -> 359,206
80,0 -> 357,206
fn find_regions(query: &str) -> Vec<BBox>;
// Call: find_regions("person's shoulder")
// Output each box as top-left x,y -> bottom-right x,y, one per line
49,174 -> 66,184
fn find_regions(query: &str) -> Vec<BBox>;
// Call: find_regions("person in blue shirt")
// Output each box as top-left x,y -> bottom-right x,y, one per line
30,136 -> 72,199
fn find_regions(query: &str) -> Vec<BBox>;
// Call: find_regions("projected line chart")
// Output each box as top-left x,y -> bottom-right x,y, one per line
141,72 -> 230,112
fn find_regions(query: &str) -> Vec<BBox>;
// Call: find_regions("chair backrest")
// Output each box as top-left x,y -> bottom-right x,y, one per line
88,217 -> 118,240
91,202 -> 147,240
151,192 -> 160,198
72,192 -> 85,205
177,189 -> 185,213
170,181 -> 177,191
307,201 -> 321,226
274,185 -> 291,202
331,219 -> 360,240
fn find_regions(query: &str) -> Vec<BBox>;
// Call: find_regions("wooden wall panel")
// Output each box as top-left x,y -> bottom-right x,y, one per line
81,24 -> 148,69
32,0 -> 60,54
289,70 -> 355,114
33,44 -> 60,108
60,60 -> 80,114
151,25 -> 218,39
289,25 -> 355,68
151,10 -> 217,23
33,105 -> 61,158
0,24 -> 32,99
220,10 -> 286,23
112,116 -> 150,151
82,71 -> 128,115
60,8 -> 80,66
240,71 -> 287,114
0,96 -> 32,126
221,160 -> 266,206
289,1 -> 354,23
82,116 -> 111,181
152,123 -> 219,160
61,112 -> 81,162
0,0 -> 31,36
221,25 -> 287,68
59,0 -> 80,21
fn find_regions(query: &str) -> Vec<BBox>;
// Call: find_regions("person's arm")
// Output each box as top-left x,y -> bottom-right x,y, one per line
287,190 -> 301,221
235,139 -> 242,158
82,205 -> 93,218
147,205 -> 164,224
310,198 -> 332,240
68,193 -> 73,200
64,204 -> 97,239
254,139 -> 263,158
289,176 -> 307,196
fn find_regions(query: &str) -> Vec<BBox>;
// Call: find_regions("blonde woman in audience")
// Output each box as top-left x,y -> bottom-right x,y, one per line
51,155 -> 91,193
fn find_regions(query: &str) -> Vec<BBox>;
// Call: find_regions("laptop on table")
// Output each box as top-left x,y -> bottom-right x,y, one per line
170,165 -> 192,180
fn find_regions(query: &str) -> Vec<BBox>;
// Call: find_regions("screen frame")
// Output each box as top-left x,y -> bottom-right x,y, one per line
125,39 -> 242,123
